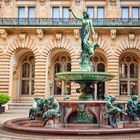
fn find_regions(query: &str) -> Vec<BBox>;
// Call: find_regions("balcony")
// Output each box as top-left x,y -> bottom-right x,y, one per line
0,18 -> 140,27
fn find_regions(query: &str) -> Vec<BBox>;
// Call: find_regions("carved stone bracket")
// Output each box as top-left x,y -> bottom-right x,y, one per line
110,0 -> 116,6
128,33 -> 135,41
74,29 -> 79,40
36,29 -> 44,40
111,29 -> 116,40
39,0 -> 47,6
55,33 -> 62,48
19,33 -> 27,47
0,29 -> 8,40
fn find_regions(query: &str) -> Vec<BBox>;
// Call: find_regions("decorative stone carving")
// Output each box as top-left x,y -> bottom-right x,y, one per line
36,29 -> 44,40
55,33 -> 62,48
75,0 -> 81,6
19,33 -> 27,44
74,29 -> 79,40
110,0 -> 116,6
0,29 -> 8,40
128,33 -> 135,41
111,29 -> 116,40
4,0 -> 10,4
39,0 -> 47,6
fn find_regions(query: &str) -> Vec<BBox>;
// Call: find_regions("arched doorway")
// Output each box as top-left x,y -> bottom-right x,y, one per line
10,49 -> 35,102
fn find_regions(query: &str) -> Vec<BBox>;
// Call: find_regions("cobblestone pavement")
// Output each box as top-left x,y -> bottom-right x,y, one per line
1,110 -> 140,140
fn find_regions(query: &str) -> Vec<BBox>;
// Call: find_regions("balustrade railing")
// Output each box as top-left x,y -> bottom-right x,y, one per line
0,18 -> 140,27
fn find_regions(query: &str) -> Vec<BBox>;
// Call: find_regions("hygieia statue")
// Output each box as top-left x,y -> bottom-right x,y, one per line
69,9 -> 99,71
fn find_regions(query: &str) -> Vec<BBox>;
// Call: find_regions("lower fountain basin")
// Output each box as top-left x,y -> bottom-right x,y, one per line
56,71 -> 114,82
3,118 -> 140,135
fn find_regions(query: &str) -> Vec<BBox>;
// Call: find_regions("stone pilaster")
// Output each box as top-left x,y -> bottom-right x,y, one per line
34,55 -> 47,98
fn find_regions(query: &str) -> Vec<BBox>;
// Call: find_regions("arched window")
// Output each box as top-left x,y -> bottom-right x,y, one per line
91,55 -> 106,100
53,54 -> 71,96
21,55 -> 35,95
119,55 -> 138,95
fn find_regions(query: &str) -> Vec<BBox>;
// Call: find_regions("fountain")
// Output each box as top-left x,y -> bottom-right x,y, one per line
3,9 -> 140,136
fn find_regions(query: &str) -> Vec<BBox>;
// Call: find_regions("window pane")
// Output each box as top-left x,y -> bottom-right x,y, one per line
55,63 -> 62,74
130,63 -> 138,78
130,81 -> 138,95
64,82 -> 71,95
87,7 -> 94,18
97,63 -> 105,72
122,7 -> 129,18
132,8 -> 139,18
120,81 -> 127,95
52,7 -> 60,18
120,63 -> 127,78
22,80 -> 29,95
18,7 -> 25,18
97,7 -> 104,18
32,63 -> 35,78
54,80 -> 62,95
65,63 -> 71,71
22,63 -> 30,78
28,7 -> 35,18
63,7 -> 69,18
97,82 -> 105,100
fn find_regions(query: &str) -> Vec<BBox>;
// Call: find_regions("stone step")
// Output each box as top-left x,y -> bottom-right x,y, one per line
8,102 -> 32,110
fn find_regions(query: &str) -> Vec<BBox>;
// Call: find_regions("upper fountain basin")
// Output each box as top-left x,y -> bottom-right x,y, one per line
56,71 -> 114,82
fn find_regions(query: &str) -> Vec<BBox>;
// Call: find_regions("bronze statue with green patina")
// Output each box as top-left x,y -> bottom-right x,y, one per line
126,95 -> 139,122
43,96 -> 61,126
69,9 -> 99,71
104,96 -> 127,128
29,97 -> 44,120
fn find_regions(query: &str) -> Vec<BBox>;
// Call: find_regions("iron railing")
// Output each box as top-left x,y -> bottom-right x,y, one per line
0,18 -> 140,27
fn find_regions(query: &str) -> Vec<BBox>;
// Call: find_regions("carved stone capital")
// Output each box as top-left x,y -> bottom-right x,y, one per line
13,65 -> 18,73
4,0 -> 10,5
128,33 -> 135,41
111,29 -> 116,40
74,29 -> 79,40
19,33 -> 27,44
0,29 -> 8,40
36,29 -> 44,40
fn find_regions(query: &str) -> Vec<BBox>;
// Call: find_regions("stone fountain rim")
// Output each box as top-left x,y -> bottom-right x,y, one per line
3,118 -> 140,136
56,71 -> 115,82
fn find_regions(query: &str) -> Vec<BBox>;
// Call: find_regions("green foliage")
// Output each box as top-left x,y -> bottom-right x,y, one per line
0,93 -> 10,106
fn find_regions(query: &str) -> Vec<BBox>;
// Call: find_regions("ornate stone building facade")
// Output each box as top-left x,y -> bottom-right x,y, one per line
0,0 -> 140,108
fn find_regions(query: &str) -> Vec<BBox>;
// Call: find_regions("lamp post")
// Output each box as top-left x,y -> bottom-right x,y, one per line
49,80 -> 53,96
